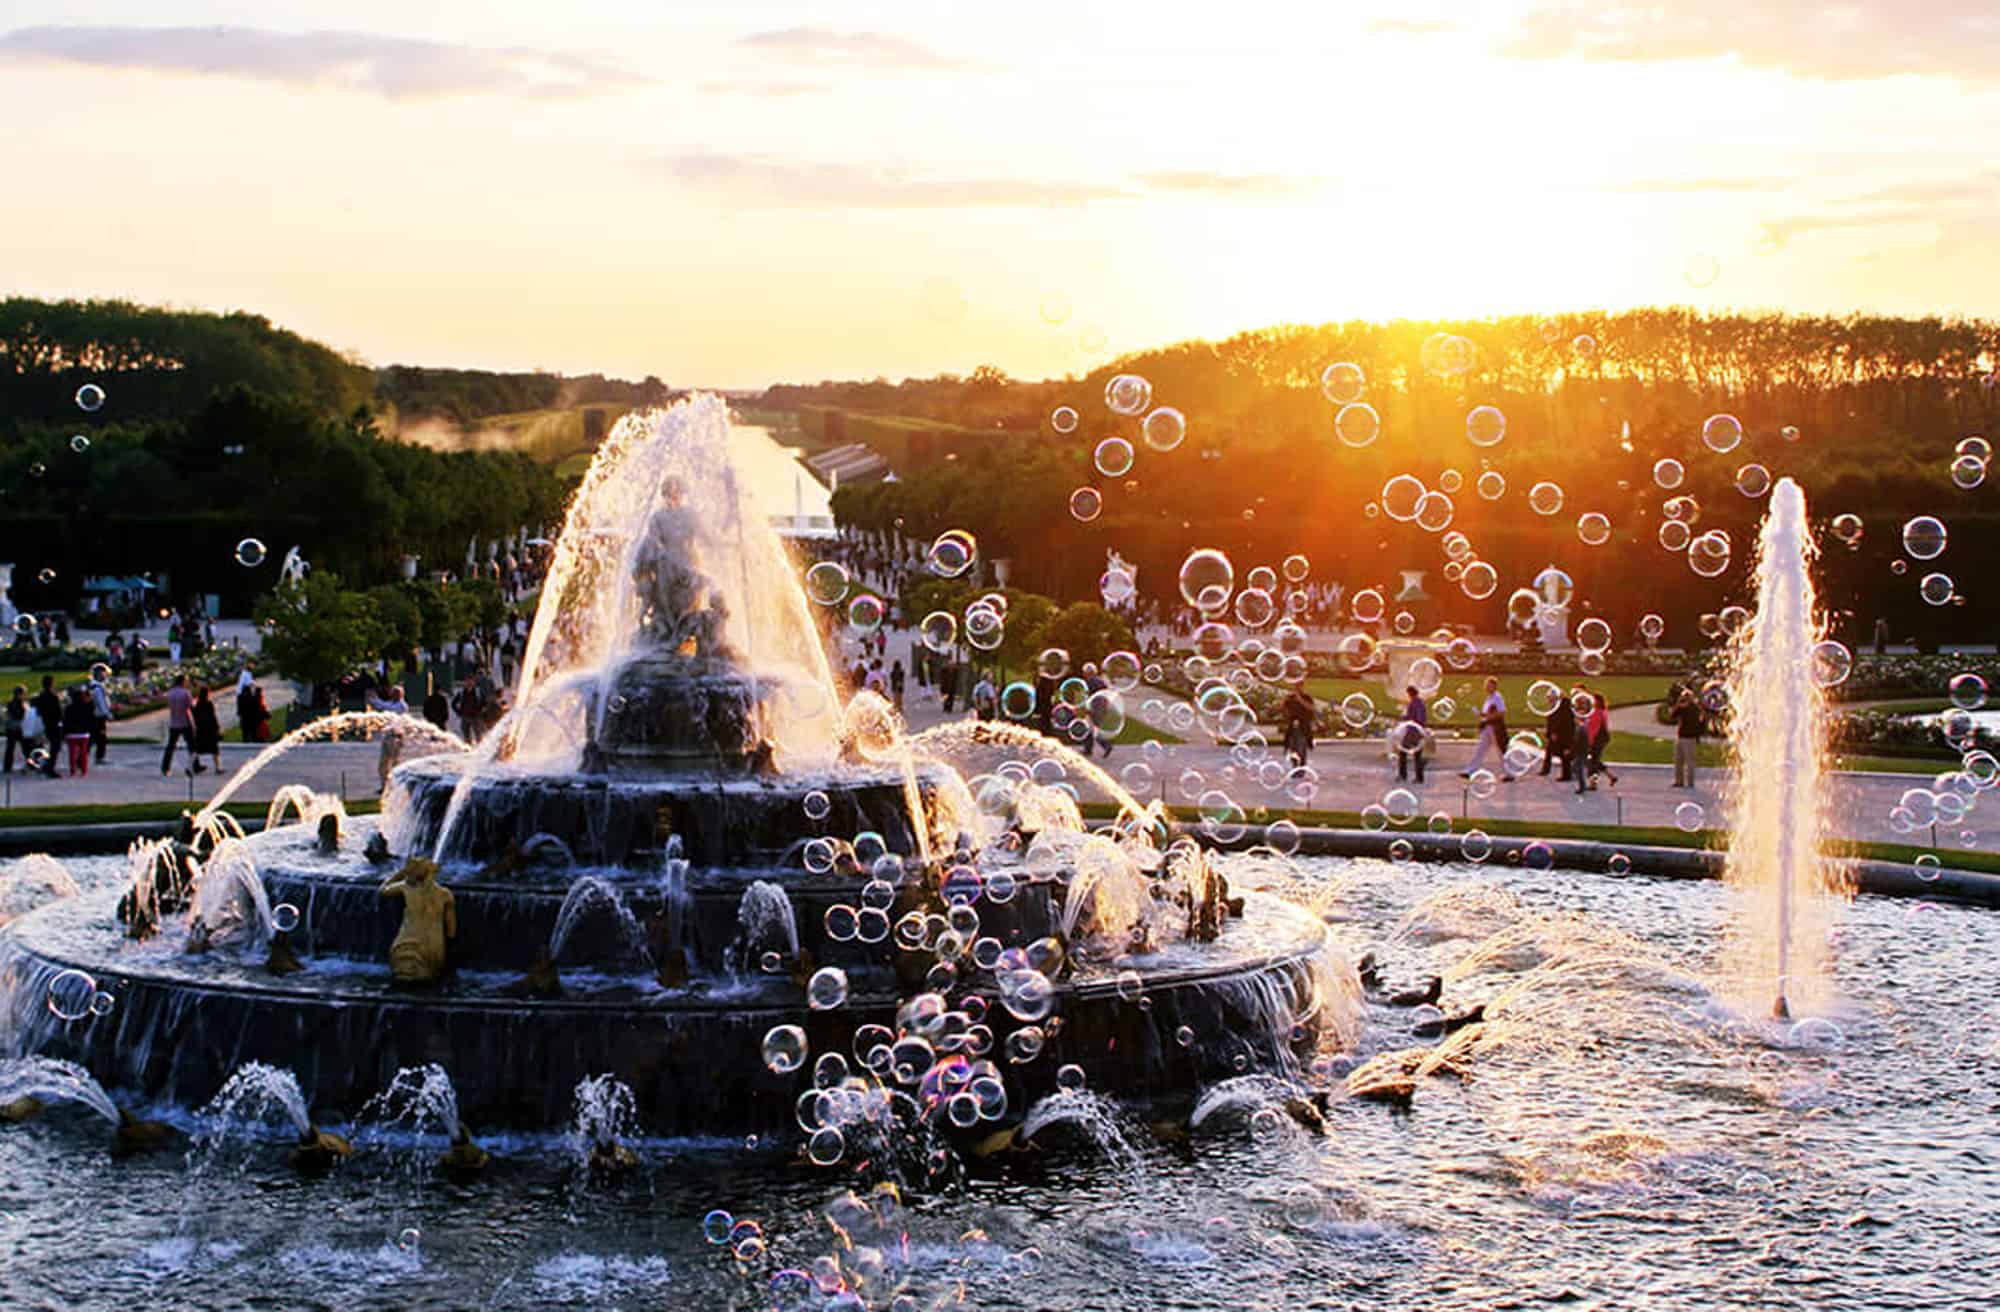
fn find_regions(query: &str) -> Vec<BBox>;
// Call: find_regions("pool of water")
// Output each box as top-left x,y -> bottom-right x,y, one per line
3,851 -> 1996,1310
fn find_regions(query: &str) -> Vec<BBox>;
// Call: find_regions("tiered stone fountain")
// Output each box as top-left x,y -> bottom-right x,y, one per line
1,397 -> 1343,1138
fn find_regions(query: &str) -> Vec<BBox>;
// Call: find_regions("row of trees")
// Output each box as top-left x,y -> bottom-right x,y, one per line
377,366 -> 674,427
253,572 -> 514,689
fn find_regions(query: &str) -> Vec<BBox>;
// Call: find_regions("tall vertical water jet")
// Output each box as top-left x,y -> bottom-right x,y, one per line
1721,477 -> 1845,1018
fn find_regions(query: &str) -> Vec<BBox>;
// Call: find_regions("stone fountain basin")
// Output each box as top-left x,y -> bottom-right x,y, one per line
0,887 -> 1334,1134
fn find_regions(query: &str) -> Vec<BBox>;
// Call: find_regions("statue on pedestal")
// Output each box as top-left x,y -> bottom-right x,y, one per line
632,477 -> 739,665
379,857 -> 455,983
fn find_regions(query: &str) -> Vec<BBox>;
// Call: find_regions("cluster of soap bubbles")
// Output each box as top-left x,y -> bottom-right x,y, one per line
1949,435 -> 1989,489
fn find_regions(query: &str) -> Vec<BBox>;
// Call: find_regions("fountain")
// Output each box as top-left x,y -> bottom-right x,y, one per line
1721,477 -> 1845,1018
0,395 -> 1343,1140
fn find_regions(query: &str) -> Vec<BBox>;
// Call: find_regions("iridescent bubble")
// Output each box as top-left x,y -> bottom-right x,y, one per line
1334,401 -> 1382,448
1831,514 -> 1863,547
1902,516 -> 1947,560
1415,491 -> 1454,532
920,610 -> 958,653
1320,361 -> 1365,405
1959,435 -> 1993,462
1445,636 -> 1478,669
1421,333 -> 1476,376
1387,838 -> 1414,864
1701,413 -> 1743,453
1674,801 -> 1705,833
74,383 -> 105,412
1051,405 -> 1080,434
1038,647 -> 1070,679
1572,333 -> 1598,358
1683,252 -> 1721,288
1735,463 -> 1772,498
234,538 -> 269,568
1094,436 -> 1136,477
1608,851 -> 1632,875
802,789 -> 832,821
1528,482 -> 1564,516
46,968 -> 96,1021
1381,475 -> 1426,521
1096,374 -> 1155,419
1575,618 -> 1612,654
1141,406 -> 1187,452
1577,512 -> 1611,546
762,1024 -> 808,1074
1340,691 -> 1376,727
1688,530 -> 1732,577
1460,560 -> 1498,599
271,903 -> 301,934
807,967 -> 849,1010
1350,588 -> 1386,624
928,530 -> 977,577
846,593 -> 886,634
1522,840 -> 1555,871
1948,672 -> 1987,710
1068,486 -> 1103,522
805,561 -> 850,605
1639,613 -> 1665,641
1476,470 -> 1506,501
1659,519 -> 1693,552
1919,572 -> 1956,606
1781,424 -> 1802,442
1810,641 -> 1852,687
808,1126 -> 845,1166
1459,829 -> 1491,862
1465,405 -> 1506,447
1654,458 -> 1685,490
68,433 -> 90,454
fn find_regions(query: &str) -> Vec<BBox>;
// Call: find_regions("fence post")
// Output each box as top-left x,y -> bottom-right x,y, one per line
1462,785 -> 1469,820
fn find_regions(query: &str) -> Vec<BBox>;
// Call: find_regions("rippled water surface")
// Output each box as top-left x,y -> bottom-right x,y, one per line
3,853 -> 1996,1311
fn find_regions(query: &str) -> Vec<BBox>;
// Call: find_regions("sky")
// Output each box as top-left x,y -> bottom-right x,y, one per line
3,0 -> 1999,387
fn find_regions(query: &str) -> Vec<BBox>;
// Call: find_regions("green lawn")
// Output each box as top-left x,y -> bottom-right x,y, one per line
1302,674 -> 1672,724
0,799 -> 382,829
1113,718 -> 1182,746
0,667 -> 94,695
1604,731 -> 1957,777
1843,699 -> 1949,717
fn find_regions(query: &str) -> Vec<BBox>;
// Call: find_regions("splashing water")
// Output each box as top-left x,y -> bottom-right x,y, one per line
0,1056 -> 119,1124
188,837 -> 274,950
564,1074 -> 640,1170
735,881 -> 799,965
0,854 -> 80,927
548,876 -> 656,972
191,1063 -> 313,1171
264,786 -> 347,833
198,712 -> 466,822
1722,477 -> 1847,1018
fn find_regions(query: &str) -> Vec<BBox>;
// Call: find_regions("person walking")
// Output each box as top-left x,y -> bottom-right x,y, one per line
191,684 -> 223,775
972,669 -> 998,722
33,676 -> 63,778
1279,688 -> 1316,768
368,684 -> 410,789
242,683 -> 272,744
1671,688 -> 1703,788
1539,688 -> 1576,782
1576,691 -> 1618,793
1395,684 -> 1428,783
167,617 -> 183,665
161,673 -> 198,775
1460,677 -> 1517,782
4,685 -> 28,774
889,660 -> 905,712
423,679 -> 451,732
88,666 -> 113,764
61,686 -> 95,778
1081,663 -> 1112,757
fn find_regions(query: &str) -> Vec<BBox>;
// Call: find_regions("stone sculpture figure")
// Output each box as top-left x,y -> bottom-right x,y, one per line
632,476 -> 738,664
379,857 -> 456,983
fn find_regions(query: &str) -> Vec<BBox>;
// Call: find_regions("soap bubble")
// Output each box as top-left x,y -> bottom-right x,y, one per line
1639,613 -> 1665,641
1387,838 -> 1414,864
89,991 -> 114,1018
74,383 -> 105,412
1528,482 -> 1564,516
1659,520 -> 1692,552
1577,512 -> 1611,546
1068,487 -> 1103,522
1281,553 -> 1310,584
1951,454 -> 1987,489
920,611 -> 958,653
1320,361 -> 1365,404
1333,401 -> 1382,448
1421,332 -> 1476,376
1959,435 -> 1993,461
1382,788 -> 1420,825
805,561 -> 850,605
803,790 -> 832,821
234,538 -> 269,568
1683,253 -> 1721,287
46,969 -> 97,1021
1360,803 -> 1389,831
1439,468 -> 1463,493
1460,560 -> 1497,599
1902,516 -> 1947,560
1919,572 -> 1956,606
1415,492 -> 1455,532
36,567 -> 53,584
1948,672 -> 1987,710
808,1126 -> 845,1166
1674,801 -> 1705,832
1050,405 -> 1079,433
1476,470 -> 1506,500
1465,406 -> 1507,447
1178,548 -> 1235,611
927,530 -> 976,577
807,967 -> 850,1010
1381,475 -> 1426,521
272,903 -> 301,933
1830,514 -> 1863,547
1809,641 -> 1852,687
1459,829 -> 1492,862
69,434 -> 90,453
1653,458 -> 1685,489
846,593 -> 885,634
398,1228 -> 421,1252
1890,559 -> 1907,575
1522,841 -> 1555,871
1038,647 -> 1070,679
762,1025 -> 808,1074
1445,636 -> 1478,670
1350,588 -> 1385,624
1105,374 -> 1153,416
1340,691 -> 1376,727
1056,1063 -> 1087,1093
1467,769 -> 1497,800
1526,680 -> 1563,716
1095,436 -> 1135,476
1701,413 -> 1743,453
1735,463 -> 1772,498
1572,333 -> 1598,358
1607,851 -> 1632,876
1142,407 -> 1187,452
1233,588 -> 1276,628
1576,618 -> 1612,653
1688,530 -> 1732,577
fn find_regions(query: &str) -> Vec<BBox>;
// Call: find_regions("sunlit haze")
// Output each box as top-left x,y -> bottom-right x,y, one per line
4,0 -> 1997,384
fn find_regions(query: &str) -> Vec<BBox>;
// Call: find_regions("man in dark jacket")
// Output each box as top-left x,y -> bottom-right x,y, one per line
1539,690 -> 1576,781
32,676 -> 63,777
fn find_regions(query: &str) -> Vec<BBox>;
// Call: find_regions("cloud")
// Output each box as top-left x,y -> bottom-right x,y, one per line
0,24 -> 646,99
1616,176 -> 1793,194
696,79 -> 831,98
1758,171 -> 2000,243
655,152 -> 1131,208
1499,1 -> 2000,81
736,27 -> 968,70
1136,170 -> 1329,198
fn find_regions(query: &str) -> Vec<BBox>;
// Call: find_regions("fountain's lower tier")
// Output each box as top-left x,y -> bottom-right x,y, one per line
0,890 -> 1334,1134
